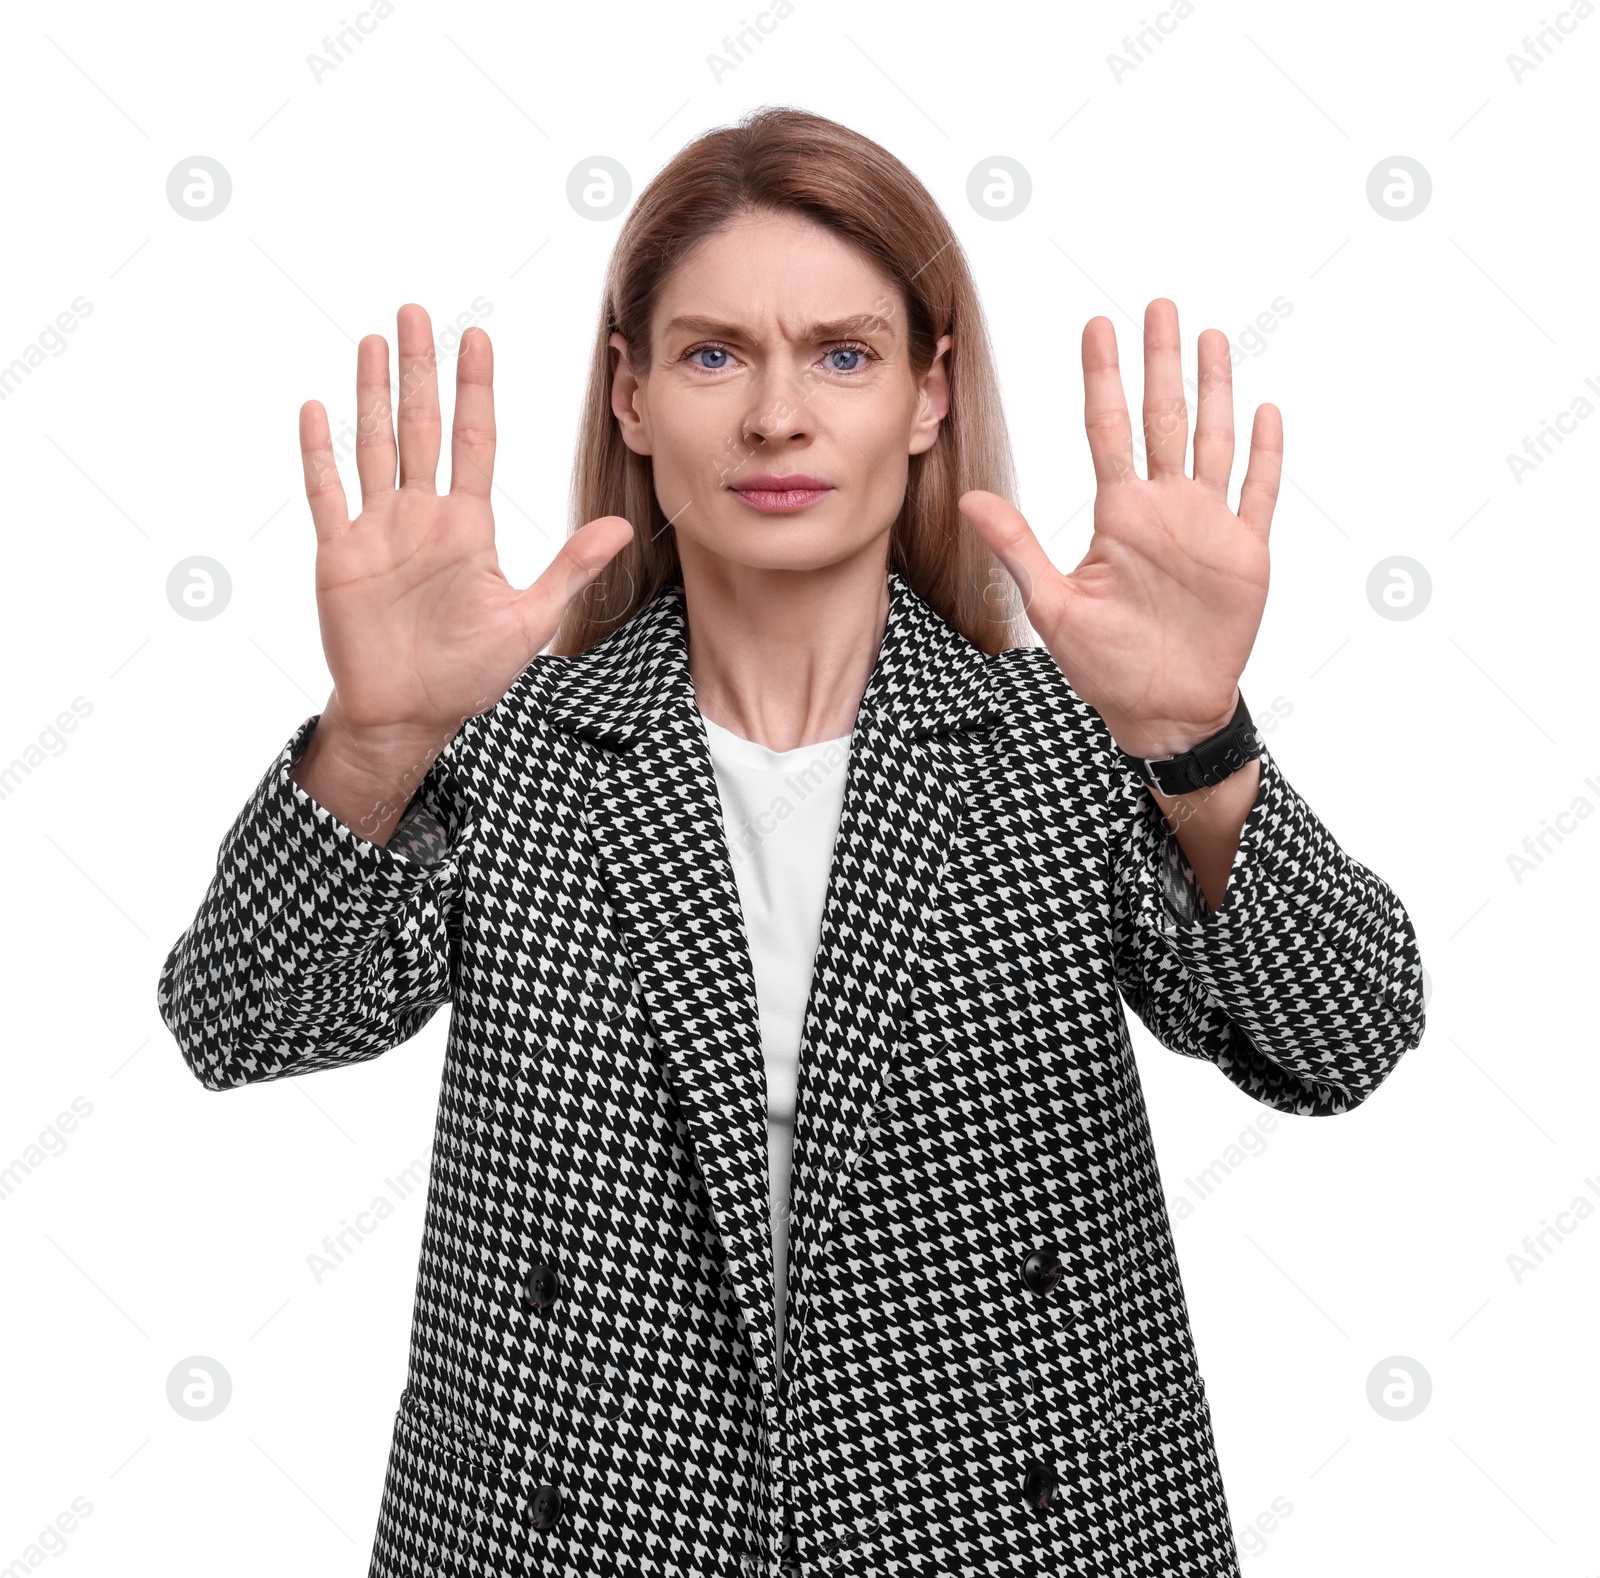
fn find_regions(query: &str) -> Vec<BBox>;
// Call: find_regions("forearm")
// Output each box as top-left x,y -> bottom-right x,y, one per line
1113,742 -> 1424,1115
159,713 -> 466,1090
290,695 -> 457,847
1146,756 -> 1261,916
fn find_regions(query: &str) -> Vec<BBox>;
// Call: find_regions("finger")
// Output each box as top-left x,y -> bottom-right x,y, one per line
512,515 -> 636,649
1237,404 -> 1283,538
448,328 -> 496,500
355,333 -> 397,506
958,490 -> 1069,634
1082,318 -> 1136,486
1142,298 -> 1188,478
299,400 -> 349,542
395,303 -> 441,491
1192,327 -> 1235,494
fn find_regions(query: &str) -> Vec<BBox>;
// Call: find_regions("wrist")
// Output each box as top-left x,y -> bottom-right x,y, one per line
1115,688 -> 1261,799
292,707 -> 455,844
1111,689 -> 1241,761
312,701 -> 456,783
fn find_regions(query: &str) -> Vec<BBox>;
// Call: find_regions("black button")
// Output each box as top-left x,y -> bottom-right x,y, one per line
1021,1459 -> 1056,1511
530,1482 -> 562,1530
1020,1245 -> 1063,1295
524,1257 -> 560,1312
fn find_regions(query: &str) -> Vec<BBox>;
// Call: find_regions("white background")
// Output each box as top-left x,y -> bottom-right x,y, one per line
1,0 -> 1596,1571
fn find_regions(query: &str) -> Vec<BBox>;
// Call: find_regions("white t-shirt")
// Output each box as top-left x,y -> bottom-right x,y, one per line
699,711 -> 852,1385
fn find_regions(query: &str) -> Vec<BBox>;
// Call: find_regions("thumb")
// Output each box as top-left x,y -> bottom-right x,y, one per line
959,490 -> 1065,632
513,515 -> 636,657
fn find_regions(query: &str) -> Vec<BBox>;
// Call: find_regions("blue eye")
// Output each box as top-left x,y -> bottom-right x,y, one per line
681,340 -> 876,373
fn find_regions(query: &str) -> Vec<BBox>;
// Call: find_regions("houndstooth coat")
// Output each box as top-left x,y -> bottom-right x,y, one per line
158,567 -> 1425,1577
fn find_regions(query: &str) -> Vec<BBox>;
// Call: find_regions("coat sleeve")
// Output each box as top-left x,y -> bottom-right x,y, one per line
157,711 -> 481,1091
1109,741 -> 1426,1116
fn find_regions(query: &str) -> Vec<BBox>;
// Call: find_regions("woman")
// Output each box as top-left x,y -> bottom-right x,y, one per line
158,106 -> 1424,1577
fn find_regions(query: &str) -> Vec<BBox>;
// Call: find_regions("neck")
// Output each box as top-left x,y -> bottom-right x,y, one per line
678,542 -> 890,752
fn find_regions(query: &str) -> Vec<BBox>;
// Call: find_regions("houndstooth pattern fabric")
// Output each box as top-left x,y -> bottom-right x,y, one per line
157,569 -> 1425,1577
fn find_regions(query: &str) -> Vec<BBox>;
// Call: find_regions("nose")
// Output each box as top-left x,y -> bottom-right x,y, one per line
741,360 -> 814,447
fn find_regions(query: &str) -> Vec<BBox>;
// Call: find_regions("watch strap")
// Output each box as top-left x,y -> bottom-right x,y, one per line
1118,690 -> 1262,796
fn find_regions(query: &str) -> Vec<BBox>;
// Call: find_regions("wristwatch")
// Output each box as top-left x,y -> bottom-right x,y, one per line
1117,690 -> 1263,796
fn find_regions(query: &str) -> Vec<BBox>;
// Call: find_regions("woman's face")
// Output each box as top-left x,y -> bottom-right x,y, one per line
609,208 -> 951,579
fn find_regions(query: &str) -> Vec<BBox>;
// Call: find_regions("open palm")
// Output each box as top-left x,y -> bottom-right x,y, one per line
962,298 -> 1278,763
299,303 -> 632,759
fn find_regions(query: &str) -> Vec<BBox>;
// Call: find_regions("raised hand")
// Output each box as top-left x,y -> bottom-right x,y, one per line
960,298 -> 1278,766
291,303 -> 633,839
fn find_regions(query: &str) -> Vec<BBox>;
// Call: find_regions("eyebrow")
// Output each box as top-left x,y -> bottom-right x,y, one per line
662,312 -> 895,343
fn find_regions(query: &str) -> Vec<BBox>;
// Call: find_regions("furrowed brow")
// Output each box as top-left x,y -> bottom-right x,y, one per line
662,312 -> 895,342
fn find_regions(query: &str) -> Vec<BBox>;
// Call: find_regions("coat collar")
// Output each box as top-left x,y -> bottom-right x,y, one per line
525,569 -> 1003,1425
529,568 -> 1003,748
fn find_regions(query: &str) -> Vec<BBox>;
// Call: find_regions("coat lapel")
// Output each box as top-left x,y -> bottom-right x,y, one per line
529,571 -> 1005,1415
555,592 -> 782,1403
775,577 -> 1002,1397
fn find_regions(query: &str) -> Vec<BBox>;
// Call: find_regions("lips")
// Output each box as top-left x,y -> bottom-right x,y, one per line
730,474 -> 834,514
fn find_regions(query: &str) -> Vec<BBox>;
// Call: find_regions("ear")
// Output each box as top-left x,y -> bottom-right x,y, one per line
609,331 -> 652,457
909,332 -> 952,457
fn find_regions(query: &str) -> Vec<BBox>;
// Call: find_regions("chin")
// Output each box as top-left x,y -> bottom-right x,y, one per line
682,528 -> 884,580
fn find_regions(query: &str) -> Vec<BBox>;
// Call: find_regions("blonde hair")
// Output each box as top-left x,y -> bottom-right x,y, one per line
551,105 -> 1029,657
